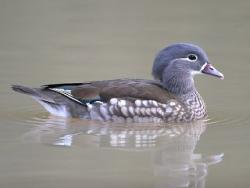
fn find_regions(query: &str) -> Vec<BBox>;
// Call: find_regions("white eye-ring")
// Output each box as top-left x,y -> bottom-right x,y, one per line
187,54 -> 198,62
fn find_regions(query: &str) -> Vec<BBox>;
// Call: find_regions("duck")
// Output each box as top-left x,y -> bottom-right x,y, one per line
12,43 -> 224,123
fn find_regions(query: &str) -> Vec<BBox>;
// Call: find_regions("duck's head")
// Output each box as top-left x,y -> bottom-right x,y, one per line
152,43 -> 224,94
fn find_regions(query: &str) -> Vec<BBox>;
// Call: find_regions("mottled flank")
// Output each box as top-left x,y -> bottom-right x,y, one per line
86,96 -> 206,123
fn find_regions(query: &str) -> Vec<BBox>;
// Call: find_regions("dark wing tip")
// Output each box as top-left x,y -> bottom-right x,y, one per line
11,84 -> 26,93
11,84 -> 39,97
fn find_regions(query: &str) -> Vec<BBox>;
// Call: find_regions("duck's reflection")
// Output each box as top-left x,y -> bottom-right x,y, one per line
23,115 -> 223,188
150,122 -> 223,188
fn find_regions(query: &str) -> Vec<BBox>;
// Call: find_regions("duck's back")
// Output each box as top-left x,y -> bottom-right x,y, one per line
46,79 -> 173,103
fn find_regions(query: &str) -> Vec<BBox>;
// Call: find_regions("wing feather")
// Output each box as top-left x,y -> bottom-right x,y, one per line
45,79 -> 174,104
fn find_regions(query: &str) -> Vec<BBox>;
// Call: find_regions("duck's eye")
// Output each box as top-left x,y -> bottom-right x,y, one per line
187,54 -> 198,61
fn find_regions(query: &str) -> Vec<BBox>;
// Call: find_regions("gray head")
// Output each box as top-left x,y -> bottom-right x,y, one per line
152,43 -> 224,94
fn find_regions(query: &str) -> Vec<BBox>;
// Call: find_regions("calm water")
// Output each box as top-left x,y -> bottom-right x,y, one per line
1,0 -> 250,188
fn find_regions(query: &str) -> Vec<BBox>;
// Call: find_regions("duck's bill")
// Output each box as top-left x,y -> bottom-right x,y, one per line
201,63 -> 224,79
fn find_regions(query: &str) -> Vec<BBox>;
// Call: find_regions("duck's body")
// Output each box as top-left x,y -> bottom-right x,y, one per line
12,43 -> 223,123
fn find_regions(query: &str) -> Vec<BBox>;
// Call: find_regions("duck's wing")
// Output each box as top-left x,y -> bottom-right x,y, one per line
44,79 -> 175,104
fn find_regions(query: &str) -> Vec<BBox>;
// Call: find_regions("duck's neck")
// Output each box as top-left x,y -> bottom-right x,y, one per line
162,71 -> 207,119
162,71 -> 195,95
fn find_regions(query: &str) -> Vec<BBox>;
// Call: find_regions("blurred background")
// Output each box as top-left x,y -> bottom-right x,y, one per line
0,0 -> 250,188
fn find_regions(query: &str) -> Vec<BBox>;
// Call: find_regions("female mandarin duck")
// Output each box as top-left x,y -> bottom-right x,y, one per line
12,43 -> 224,123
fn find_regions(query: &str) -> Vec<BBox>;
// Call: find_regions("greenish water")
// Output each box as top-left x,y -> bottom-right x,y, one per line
1,0 -> 250,188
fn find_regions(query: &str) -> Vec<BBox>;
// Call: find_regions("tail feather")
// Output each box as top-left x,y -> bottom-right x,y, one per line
11,85 -> 66,116
11,85 -> 41,98
11,84 -> 89,118
12,85 -> 55,103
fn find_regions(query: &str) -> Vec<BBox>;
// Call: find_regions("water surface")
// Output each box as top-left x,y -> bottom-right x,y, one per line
1,0 -> 250,188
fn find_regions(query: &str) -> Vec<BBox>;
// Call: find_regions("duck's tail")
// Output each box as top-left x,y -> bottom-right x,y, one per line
11,85 -> 88,118
11,85 -> 57,104
12,85 -> 42,97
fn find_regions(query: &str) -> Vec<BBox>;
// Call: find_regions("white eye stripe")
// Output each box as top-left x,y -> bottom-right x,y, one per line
179,57 -> 197,62
178,54 -> 198,62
